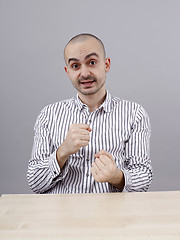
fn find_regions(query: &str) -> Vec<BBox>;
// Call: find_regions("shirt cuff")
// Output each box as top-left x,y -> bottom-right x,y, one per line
49,150 -> 70,181
121,168 -> 132,192
49,151 -> 61,178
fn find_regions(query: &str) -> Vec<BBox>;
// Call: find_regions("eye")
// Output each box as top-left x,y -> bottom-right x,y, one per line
89,60 -> 96,66
71,63 -> 80,69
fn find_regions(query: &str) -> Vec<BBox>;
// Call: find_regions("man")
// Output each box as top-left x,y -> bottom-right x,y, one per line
27,33 -> 153,194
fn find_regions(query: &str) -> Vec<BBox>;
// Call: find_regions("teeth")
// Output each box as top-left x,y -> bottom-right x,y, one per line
81,81 -> 94,84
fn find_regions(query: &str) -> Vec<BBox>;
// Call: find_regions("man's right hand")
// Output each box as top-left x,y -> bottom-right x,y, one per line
56,124 -> 91,169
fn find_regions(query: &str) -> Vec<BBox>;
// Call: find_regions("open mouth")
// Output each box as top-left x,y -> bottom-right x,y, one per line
80,80 -> 95,87
80,80 -> 95,84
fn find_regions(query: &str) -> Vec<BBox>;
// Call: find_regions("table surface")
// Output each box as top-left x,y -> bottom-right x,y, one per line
0,191 -> 180,240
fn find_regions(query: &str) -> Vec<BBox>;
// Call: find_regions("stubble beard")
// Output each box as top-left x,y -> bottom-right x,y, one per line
75,79 -> 105,96
73,75 -> 106,96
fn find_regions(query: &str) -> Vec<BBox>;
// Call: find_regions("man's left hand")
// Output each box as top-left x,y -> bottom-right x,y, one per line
91,150 -> 124,190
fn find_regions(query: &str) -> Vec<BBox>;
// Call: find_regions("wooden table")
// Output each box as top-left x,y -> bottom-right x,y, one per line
0,191 -> 180,239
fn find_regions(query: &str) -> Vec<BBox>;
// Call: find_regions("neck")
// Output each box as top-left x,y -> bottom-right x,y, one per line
78,88 -> 107,112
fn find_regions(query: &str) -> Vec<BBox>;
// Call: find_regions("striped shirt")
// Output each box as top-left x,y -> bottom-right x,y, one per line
27,91 -> 153,194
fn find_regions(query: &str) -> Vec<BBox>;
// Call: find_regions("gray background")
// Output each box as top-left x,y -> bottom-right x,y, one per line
0,0 -> 179,195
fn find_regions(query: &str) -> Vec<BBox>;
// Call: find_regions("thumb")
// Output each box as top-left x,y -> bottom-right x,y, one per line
95,150 -> 114,162
95,152 -> 100,158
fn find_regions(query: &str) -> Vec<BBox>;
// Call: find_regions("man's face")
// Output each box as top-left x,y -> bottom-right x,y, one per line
64,38 -> 110,96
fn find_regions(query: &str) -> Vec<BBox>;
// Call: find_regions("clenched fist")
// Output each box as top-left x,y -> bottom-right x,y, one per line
56,124 -> 91,169
63,123 -> 91,155
91,150 -> 125,191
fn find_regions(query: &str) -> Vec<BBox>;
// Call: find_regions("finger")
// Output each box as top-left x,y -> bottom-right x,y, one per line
87,127 -> 92,132
91,166 -> 103,183
95,157 -> 106,168
95,153 -> 100,158
80,140 -> 90,148
99,155 -> 115,166
70,128 -> 90,141
92,161 -> 101,172
91,167 -> 98,178
79,130 -> 91,141
80,134 -> 90,141
74,123 -> 92,131
79,129 -> 91,136
95,150 -> 114,162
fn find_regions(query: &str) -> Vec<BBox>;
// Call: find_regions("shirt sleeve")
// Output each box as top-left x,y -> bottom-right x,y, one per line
27,106 -> 69,194
121,105 -> 153,192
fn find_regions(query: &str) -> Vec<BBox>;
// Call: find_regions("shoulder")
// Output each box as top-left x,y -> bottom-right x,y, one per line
111,95 -> 150,122
112,95 -> 141,112
35,97 -> 75,124
40,97 -> 75,115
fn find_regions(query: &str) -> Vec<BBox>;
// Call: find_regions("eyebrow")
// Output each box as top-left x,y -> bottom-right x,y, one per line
68,58 -> 79,64
85,52 -> 99,60
68,52 -> 99,65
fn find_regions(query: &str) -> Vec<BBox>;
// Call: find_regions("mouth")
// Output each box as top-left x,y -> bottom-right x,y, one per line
79,80 -> 95,87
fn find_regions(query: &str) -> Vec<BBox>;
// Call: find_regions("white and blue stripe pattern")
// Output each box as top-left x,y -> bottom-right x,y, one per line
27,91 -> 153,194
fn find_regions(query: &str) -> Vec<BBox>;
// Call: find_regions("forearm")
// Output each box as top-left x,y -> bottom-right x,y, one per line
122,162 -> 153,192
27,151 -> 61,193
56,143 -> 70,170
108,168 -> 125,192
56,123 -> 91,170
123,105 -> 152,192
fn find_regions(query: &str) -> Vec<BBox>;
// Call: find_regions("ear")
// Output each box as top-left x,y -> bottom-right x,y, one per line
64,66 -> 68,73
64,66 -> 70,78
105,58 -> 111,73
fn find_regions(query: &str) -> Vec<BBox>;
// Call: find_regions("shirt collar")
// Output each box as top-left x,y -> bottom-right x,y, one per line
75,90 -> 112,113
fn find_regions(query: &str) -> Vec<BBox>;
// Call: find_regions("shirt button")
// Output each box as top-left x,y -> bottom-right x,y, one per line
86,158 -> 89,161
86,173 -> 89,177
89,120 -> 92,123
54,171 -> 56,175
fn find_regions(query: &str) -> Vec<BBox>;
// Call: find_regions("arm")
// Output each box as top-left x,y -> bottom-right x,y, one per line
91,105 -> 152,192
91,150 -> 125,191
27,107 -> 60,193
27,106 -> 91,194
56,124 -> 91,170
122,105 -> 153,192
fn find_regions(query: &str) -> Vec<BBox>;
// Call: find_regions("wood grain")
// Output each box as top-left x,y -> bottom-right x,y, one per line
0,191 -> 180,239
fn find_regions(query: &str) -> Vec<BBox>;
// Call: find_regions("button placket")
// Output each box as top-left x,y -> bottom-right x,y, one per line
87,111 -> 96,126
83,137 -> 92,193
83,111 -> 97,193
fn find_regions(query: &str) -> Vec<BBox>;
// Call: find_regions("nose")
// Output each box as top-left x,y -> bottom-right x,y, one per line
80,65 -> 90,79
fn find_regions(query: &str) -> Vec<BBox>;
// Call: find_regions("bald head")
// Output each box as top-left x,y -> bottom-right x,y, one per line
64,33 -> 106,64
